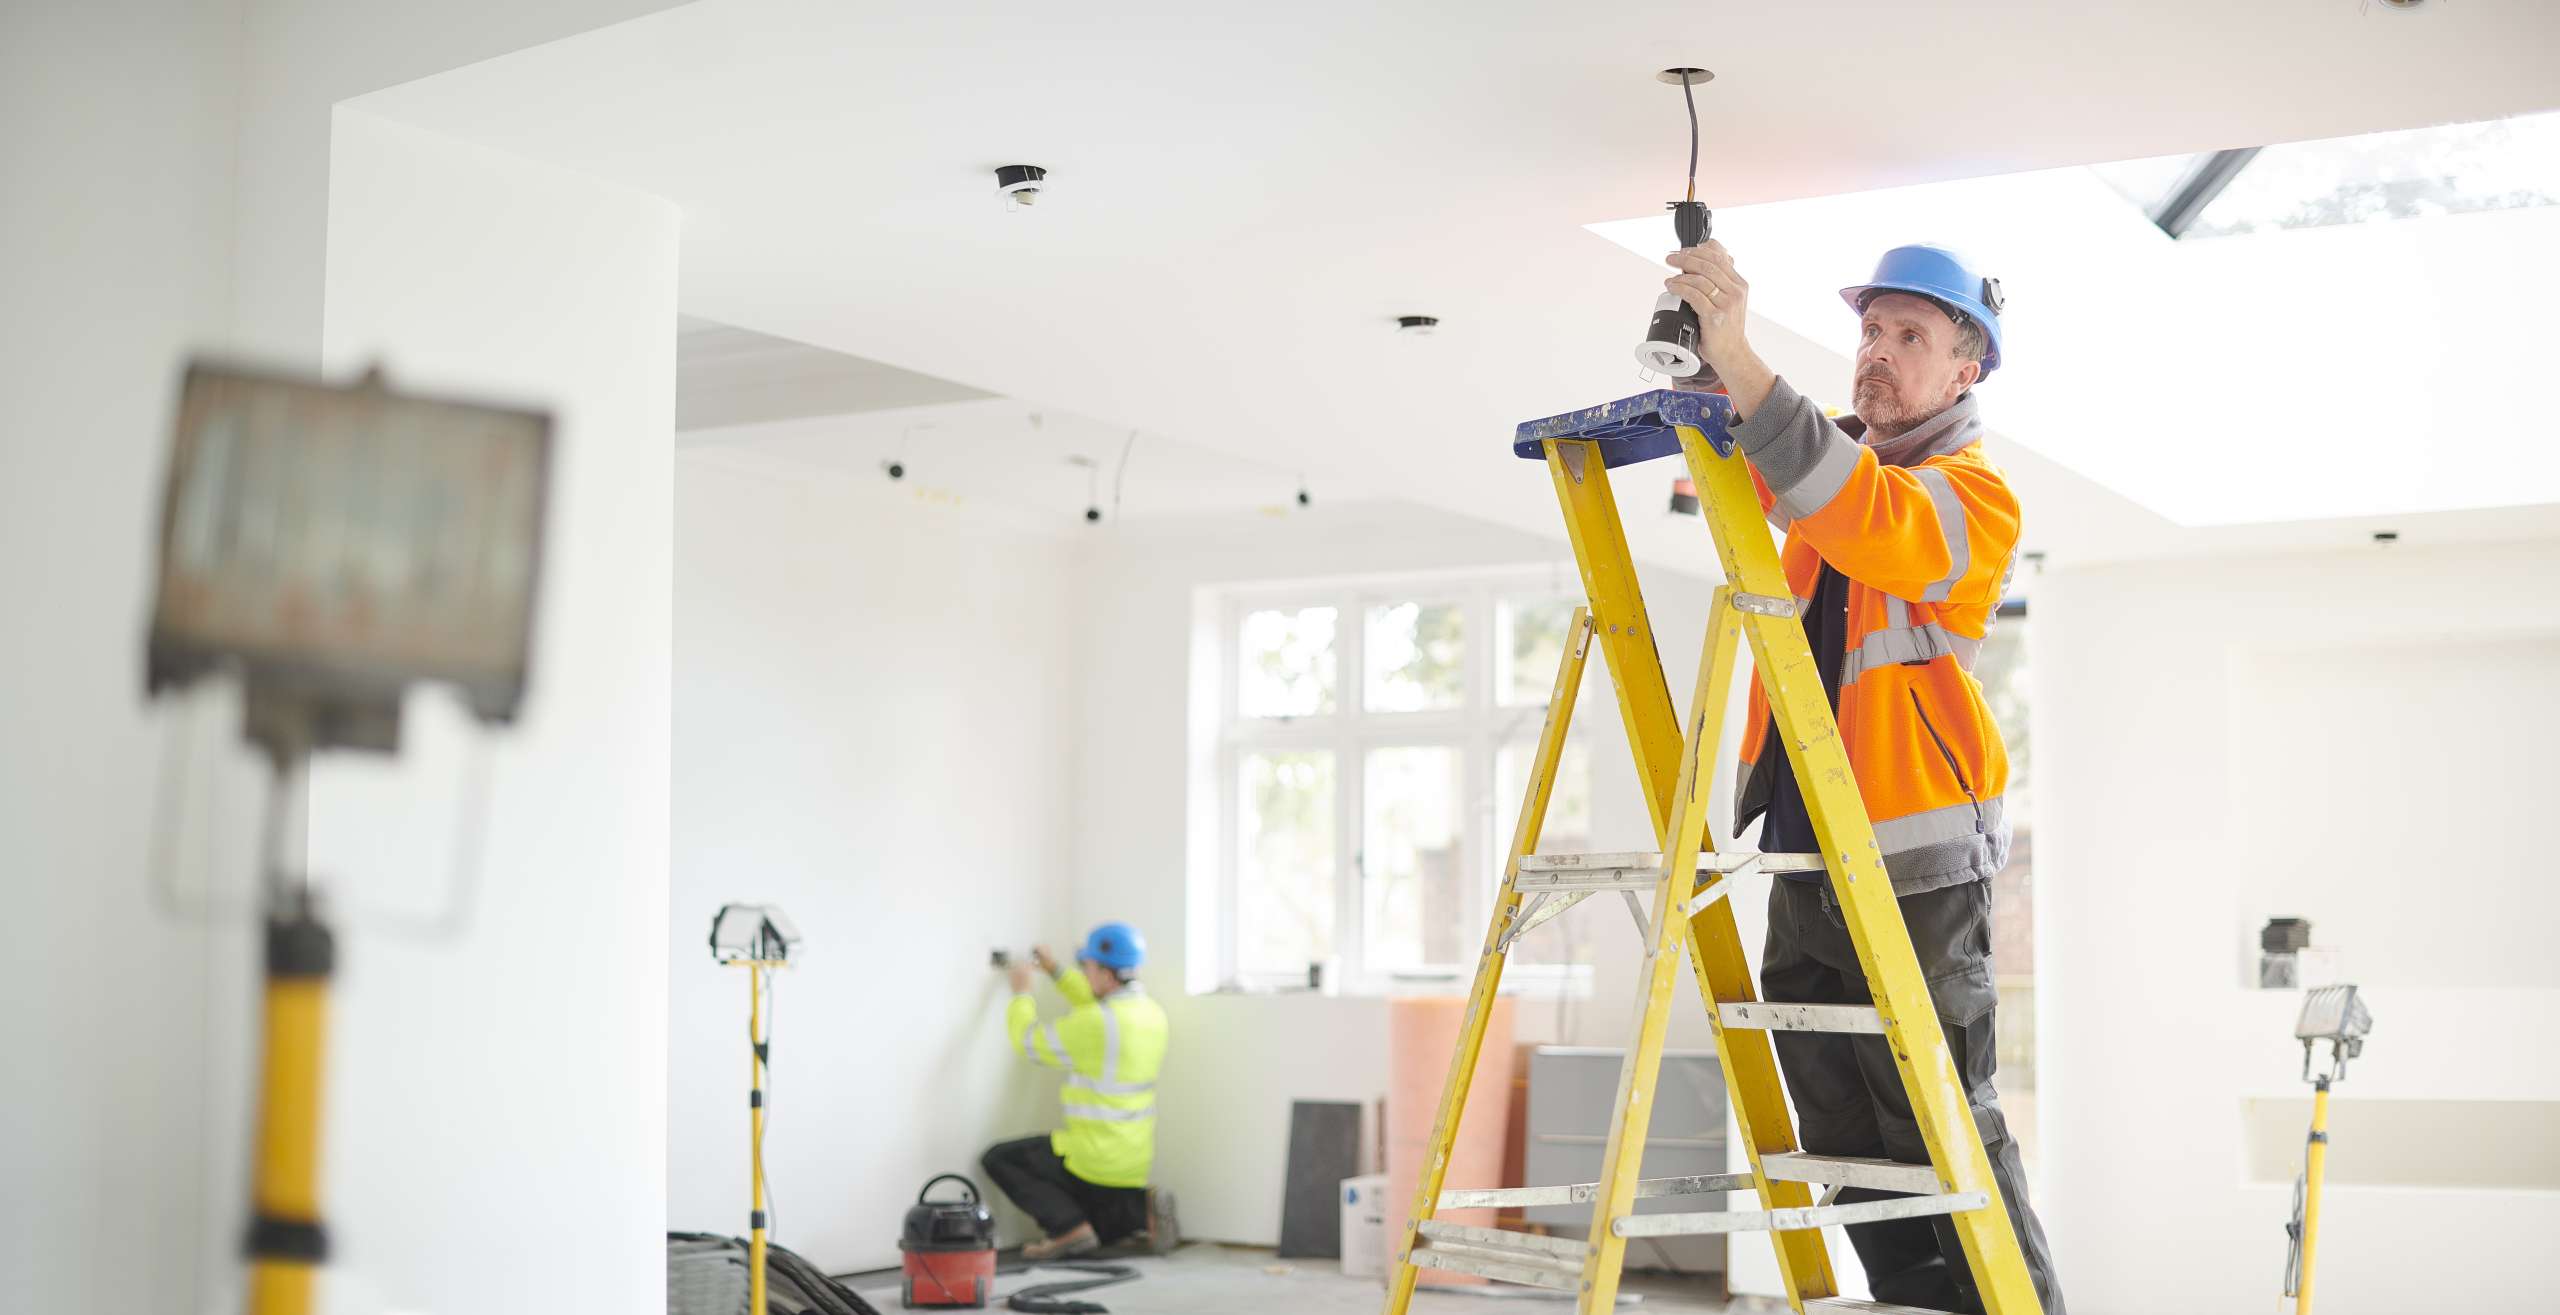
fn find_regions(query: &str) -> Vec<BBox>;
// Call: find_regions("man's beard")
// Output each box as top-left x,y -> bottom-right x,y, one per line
1852,373 -> 1926,439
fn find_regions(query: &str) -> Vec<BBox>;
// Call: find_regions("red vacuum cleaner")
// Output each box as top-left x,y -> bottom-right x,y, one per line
901,1174 -> 997,1309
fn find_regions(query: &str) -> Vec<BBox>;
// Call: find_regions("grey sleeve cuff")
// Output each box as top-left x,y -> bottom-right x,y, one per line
1729,376 -> 1862,520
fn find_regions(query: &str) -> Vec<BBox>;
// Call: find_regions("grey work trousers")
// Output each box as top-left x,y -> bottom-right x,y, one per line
1760,876 -> 2067,1314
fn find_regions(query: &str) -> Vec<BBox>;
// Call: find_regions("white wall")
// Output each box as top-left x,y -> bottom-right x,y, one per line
1062,496 -> 1731,1248
303,109 -> 677,1312
0,3 -> 254,1307
671,447 -> 1079,1272
2035,537 -> 2560,1313
231,0 -> 681,360
2,10 -> 691,1305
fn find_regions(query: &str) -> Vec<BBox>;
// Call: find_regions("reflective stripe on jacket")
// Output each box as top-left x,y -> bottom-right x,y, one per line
1730,377 -> 2019,895
1006,970 -> 1167,1188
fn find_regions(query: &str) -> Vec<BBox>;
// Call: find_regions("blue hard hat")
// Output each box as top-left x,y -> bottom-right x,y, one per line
1839,244 -> 2006,376
1078,921 -> 1147,971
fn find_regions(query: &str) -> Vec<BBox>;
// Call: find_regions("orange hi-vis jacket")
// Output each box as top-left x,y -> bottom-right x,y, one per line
1727,378 -> 2020,895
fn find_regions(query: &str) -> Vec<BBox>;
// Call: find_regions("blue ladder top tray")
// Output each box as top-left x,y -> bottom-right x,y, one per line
1512,389 -> 1738,466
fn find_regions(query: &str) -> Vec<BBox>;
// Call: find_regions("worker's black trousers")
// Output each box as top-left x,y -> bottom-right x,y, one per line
1761,877 -> 2067,1315
980,1135 -> 1149,1245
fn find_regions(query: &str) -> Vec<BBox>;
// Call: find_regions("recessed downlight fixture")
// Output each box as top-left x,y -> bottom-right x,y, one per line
996,163 -> 1048,208
1396,315 -> 1439,335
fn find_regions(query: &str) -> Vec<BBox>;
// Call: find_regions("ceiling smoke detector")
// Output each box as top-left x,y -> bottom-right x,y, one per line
996,163 -> 1048,209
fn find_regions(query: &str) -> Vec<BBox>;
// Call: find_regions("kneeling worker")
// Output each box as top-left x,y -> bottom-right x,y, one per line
982,922 -> 1176,1259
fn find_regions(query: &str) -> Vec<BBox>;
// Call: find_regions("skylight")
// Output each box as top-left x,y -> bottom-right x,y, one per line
1584,130 -> 2560,529
2192,109 -> 2560,236
2090,109 -> 2560,240
2089,153 -> 2208,216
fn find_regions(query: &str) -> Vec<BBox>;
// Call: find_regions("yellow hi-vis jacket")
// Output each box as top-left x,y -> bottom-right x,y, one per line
1008,970 -> 1166,1189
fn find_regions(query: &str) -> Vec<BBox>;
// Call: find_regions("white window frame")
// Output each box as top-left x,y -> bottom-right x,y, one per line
1212,565 -> 1596,997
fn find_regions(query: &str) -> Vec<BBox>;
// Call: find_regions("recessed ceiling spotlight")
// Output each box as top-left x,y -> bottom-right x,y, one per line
2375,0 -> 2425,9
1396,315 -> 1440,336
996,163 -> 1048,209
2372,530 -> 2400,543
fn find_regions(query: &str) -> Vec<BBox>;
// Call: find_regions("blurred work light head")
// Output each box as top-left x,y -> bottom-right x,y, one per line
2293,984 -> 2371,1083
145,362 -> 551,763
710,904 -> 801,964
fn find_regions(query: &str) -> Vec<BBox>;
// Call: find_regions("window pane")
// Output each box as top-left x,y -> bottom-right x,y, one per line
1496,596 -> 1586,707
1361,746 -> 1466,973
1494,740 -> 1592,966
1239,606 -> 1337,718
1365,600 -> 1465,712
1237,751 -> 1335,976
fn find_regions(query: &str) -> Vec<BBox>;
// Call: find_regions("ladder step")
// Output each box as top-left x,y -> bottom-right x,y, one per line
1719,1002 -> 1886,1034
1804,1301 -> 1947,1315
1758,1153 -> 1944,1195
1517,850 -> 1825,891
1440,1171 -> 1754,1210
1413,1219 -> 1583,1261
1405,1245 -> 1579,1291
1513,869 -> 1663,894
1611,1191 -> 1988,1239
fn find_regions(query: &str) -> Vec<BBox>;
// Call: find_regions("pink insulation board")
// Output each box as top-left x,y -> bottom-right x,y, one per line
1383,994 -> 1516,1287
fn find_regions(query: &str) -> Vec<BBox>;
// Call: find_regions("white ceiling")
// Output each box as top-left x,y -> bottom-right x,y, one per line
676,314 -> 991,431
676,316 -> 1375,525
351,0 -> 2560,569
682,394 -> 1345,527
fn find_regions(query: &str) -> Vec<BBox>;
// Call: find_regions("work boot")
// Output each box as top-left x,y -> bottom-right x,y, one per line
1146,1187 -> 1181,1255
1023,1222 -> 1099,1261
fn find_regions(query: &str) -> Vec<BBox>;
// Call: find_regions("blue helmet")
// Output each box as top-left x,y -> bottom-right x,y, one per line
1078,921 -> 1146,971
1839,244 -> 2006,376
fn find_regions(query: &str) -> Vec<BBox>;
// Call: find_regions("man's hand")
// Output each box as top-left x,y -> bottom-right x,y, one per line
1664,241 -> 1748,362
1008,962 -> 1034,994
1664,242 -> 1778,418
1031,945 -> 1058,977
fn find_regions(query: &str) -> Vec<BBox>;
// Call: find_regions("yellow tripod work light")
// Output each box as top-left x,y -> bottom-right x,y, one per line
144,361 -> 552,1315
2284,984 -> 2371,1314
711,903 -> 801,1315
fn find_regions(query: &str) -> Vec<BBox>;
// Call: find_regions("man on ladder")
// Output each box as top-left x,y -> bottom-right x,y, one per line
1660,240 -> 2066,1313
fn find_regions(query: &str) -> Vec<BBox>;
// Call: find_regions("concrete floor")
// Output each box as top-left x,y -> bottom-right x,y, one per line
844,1243 -> 1778,1314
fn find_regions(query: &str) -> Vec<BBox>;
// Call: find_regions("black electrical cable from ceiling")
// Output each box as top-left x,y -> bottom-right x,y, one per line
1112,430 -> 1137,522
1682,71 -> 1699,203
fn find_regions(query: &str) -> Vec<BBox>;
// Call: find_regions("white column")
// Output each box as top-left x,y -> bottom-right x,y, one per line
308,107 -> 676,1313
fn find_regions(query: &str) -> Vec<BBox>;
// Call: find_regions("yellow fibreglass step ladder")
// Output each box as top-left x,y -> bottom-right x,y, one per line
1378,391 -> 2042,1315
